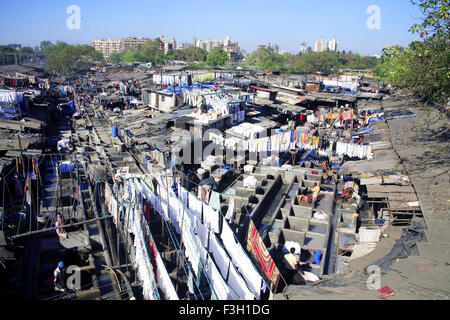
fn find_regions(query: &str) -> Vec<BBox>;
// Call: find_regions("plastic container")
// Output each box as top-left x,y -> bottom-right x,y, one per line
313,251 -> 322,264
112,126 -> 118,137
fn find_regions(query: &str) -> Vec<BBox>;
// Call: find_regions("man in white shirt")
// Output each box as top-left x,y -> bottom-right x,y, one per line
283,248 -> 306,285
54,261 -> 67,293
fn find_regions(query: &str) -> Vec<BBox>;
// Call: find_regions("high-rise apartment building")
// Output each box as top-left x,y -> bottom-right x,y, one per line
328,37 -> 340,52
92,37 -> 152,59
299,42 -> 307,55
314,38 -> 328,52
91,39 -> 122,59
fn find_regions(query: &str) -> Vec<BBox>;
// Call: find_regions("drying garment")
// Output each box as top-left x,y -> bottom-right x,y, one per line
270,134 -> 281,153
192,72 -> 215,82
307,114 -> 318,124
168,194 -> 181,234
197,219 -> 210,250
204,253 -> 237,300
0,90 -> 18,106
149,238 -> 158,283
225,197 -> 236,222
153,74 -> 189,86
209,231 -> 255,300
155,243 -> 179,300
134,229 -> 159,300
246,219 -> 280,293
104,183 -> 113,214
220,220 -> 262,299
227,262 -> 255,300
209,231 -> 231,281
203,203 -> 220,234
209,191 -> 221,211
188,192 -> 202,220
215,72 -> 234,80
111,197 -> 118,226
319,113 -> 325,122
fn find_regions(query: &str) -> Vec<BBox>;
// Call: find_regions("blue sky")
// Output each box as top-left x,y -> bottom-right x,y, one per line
0,0 -> 423,55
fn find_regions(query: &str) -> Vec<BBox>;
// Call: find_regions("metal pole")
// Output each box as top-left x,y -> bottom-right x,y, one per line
11,215 -> 113,239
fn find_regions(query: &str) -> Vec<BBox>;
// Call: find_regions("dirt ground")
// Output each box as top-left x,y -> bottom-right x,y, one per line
275,97 -> 450,300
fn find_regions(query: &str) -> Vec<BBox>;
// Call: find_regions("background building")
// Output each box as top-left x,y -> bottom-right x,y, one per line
328,37 -> 340,52
8,44 -> 22,51
299,42 -> 308,55
92,37 -> 155,59
91,39 -> 122,59
314,38 -> 328,52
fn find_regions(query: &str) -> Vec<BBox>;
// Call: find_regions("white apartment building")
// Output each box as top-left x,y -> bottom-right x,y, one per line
328,37 -> 340,52
314,38 -> 328,52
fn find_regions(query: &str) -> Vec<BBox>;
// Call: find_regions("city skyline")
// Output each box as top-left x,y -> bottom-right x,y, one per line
0,0 -> 423,56
90,35 -> 241,60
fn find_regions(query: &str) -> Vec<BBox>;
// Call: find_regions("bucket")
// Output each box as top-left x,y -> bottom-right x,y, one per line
313,251 -> 322,264
112,126 -> 118,137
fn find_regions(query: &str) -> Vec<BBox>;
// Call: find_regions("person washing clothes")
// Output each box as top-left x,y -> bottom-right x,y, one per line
312,183 -> 321,202
283,248 -> 306,285
283,248 -> 321,285
54,261 -> 67,293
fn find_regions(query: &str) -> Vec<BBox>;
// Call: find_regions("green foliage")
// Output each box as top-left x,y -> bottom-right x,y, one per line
41,41 -> 104,74
188,62 -> 208,70
247,47 -> 378,74
40,41 -> 52,52
409,0 -> 450,39
173,46 -> 207,62
108,52 -> 122,64
117,39 -> 165,64
206,48 -> 228,67
376,0 -> 449,104
0,45 -> 15,54
18,47 -> 34,54
246,46 -> 286,72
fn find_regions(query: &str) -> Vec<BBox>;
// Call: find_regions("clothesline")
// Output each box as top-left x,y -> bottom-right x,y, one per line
1,74 -> 50,89
209,127 -> 373,160
113,172 -> 269,300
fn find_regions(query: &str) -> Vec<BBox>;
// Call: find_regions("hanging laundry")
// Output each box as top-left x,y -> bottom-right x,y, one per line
246,220 -> 280,293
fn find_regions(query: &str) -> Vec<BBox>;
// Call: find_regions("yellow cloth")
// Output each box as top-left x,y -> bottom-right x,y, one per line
192,72 -> 215,82
313,137 -> 320,146
313,186 -> 321,197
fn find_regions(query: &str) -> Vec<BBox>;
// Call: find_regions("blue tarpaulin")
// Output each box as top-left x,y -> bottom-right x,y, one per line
368,117 -> 383,123
62,100 -> 75,116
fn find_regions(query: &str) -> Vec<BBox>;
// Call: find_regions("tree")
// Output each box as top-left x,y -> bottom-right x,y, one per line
41,42 -> 104,74
19,47 -> 34,54
139,39 -> 165,64
206,48 -> 228,67
40,41 -> 53,52
376,0 -> 449,104
409,0 -> 449,39
245,46 -> 286,72
121,50 -> 143,63
173,46 -> 207,62
109,52 -> 122,64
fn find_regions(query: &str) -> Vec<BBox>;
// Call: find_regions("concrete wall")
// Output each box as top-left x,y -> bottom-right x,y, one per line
158,92 -> 176,113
